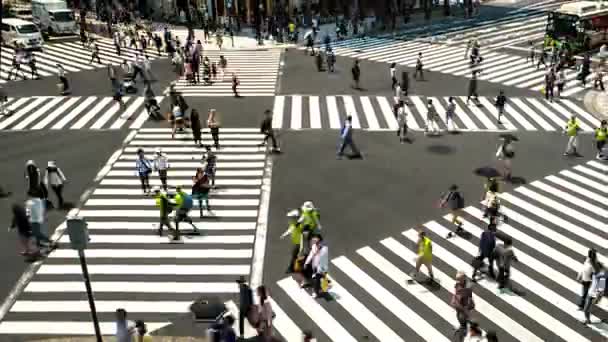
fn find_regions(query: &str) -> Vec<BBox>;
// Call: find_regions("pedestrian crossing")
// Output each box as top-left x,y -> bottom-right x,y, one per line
306,36 -> 593,98
172,49 -> 282,97
0,128 -> 270,336
0,37 -> 164,83
269,160 -> 608,342
272,95 -> 601,131
0,96 -> 164,130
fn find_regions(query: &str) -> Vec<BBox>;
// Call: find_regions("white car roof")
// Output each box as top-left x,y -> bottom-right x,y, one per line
3,18 -> 37,26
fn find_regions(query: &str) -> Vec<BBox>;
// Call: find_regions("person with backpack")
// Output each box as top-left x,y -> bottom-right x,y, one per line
577,248 -> 602,310
173,185 -> 200,240
495,90 -> 507,125
440,184 -> 465,238
472,223 -> 496,282
582,263 -> 606,325
153,187 -> 173,237
451,271 -> 475,340
495,237 -> 518,293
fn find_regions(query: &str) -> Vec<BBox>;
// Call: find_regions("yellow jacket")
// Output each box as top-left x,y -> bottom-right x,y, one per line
596,127 -> 607,141
566,119 -> 580,136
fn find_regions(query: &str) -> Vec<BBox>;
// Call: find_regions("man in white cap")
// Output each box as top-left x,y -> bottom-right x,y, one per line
153,148 -> 170,191
298,201 -> 321,235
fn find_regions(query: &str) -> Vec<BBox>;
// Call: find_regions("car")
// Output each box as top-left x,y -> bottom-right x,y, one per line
1,18 -> 44,50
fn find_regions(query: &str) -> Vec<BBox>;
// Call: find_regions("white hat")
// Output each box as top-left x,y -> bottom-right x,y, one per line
301,201 -> 315,212
155,148 -> 162,154
47,161 -> 56,167
26,160 -> 35,166
286,209 -> 299,218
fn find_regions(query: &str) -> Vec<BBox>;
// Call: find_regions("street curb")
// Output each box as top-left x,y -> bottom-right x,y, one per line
583,90 -> 608,122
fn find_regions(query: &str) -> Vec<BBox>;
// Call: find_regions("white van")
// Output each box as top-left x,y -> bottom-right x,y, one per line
1,18 -> 45,50
31,0 -> 76,35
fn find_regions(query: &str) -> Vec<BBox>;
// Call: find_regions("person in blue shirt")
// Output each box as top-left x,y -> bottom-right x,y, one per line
337,116 -> 362,159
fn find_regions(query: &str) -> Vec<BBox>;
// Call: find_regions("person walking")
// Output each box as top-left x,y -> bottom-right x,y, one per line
153,148 -> 170,191
577,248 -> 601,310
203,146 -> 217,188
280,210 -> 304,273
259,109 -> 280,152
115,308 -> 135,342
451,271 -> 475,340
544,68 -> 555,102
28,55 -> 39,80
595,120 -> 607,159
446,96 -> 456,132
440,184 -> 465,238
526,41 -> 535,65
26,194 -> 53,250
173,185 -> 199,240
255,285 -> 274,339
496,137 -> 515,180
556,68 -> 566,98
113,30 -> 122,56
219,55 -> 228,80
472,223 -> 496,282
191,109 -> 203,146
564,115 -> 582,156
415,52 -> 424,80
582,264 -> 606,325
135,148 -> 153,195
395,100 -> 409,143
43,161 -> 67,209
153,187 -> 173,236
304,234 -> 329,298
390,62 -> 397,89
232,73 -> 240,97
495,90 -> 507,124
89,41 -> 101,64
336,115 -> 362,159
495,237 -> 518,293
8,54 -> 26,81
57,64 -> 70,95
351,59 -> 361,89
466,71 -> 479,104
8,203 -> 40,258
207,109 -> 221,149
25,160 -> 44,199
425,99 -> 440,135
537,48 -> 547,69
192,167 -> 212,218
409,230 -> 434,283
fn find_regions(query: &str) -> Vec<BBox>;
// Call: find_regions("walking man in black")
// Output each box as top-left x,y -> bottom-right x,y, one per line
28,54 -> 40,80
89,41 -> 101,64
259,109 -> 281,153
352,60 -> 361,90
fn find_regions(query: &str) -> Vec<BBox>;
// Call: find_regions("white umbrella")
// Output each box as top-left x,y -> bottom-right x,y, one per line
303,30 -> 314,40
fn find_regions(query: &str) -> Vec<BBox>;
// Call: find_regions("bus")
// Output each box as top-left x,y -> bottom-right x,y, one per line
545,1 -> 608,52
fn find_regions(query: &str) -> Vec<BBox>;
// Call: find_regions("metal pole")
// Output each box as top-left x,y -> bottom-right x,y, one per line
78,249 -> 102,342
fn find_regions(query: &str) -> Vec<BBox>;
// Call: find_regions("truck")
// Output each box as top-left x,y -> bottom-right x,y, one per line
31,0 -> 76,36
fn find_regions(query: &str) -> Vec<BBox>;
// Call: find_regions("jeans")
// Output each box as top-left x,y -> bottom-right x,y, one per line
583,295 -> 596,321
31,222 -> 51,247
578,281 -> 591,309
210,127 -> 220,147
139,173 -> 151,193
158,169 -> 168,190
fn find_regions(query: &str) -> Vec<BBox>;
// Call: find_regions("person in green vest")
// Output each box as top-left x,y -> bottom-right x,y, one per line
153,187 -> 173,237
595,120 -> 607,159
564,115 -> 582,156
280,209 -> 305,273
298,201 -> 322,235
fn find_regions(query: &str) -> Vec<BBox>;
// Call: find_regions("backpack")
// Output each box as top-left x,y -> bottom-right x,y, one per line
182,194 -> 193,209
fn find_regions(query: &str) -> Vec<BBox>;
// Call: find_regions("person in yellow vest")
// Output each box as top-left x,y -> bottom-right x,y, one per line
564,115 -> 581,156
298,201 -> 321,235
410,230 -> 435,283
281,209 -> 305,273
595,120 -> 607,159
